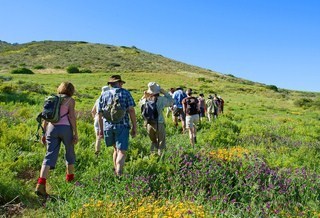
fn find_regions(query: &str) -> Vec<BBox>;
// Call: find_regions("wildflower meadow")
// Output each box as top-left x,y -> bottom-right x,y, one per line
0,71 -> 319,217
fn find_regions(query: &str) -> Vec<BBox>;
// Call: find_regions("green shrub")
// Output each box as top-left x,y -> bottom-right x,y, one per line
80,69 -> 92,73
10,68 -> 34,74
266,85 -> 278,92
294,98 -> 313,108
226,74 -> 235,77
33,65 -> 45,69
66,66 -> 80,74
108,63 -> 121,68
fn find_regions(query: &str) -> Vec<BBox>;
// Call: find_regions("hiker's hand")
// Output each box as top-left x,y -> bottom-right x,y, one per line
130,126 -> 137,138
72,135 -> 78,144
41,135 -> 47,145
98,130 -> 104,139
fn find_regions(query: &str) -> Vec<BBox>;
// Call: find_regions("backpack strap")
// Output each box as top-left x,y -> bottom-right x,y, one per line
35,113 -> 46,141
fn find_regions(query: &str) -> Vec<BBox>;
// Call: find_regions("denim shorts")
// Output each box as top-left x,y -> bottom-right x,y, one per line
43,124 -> 75,168
104,126 -> 130,151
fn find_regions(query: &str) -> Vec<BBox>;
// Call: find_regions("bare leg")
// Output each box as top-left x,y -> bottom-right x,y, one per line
113,146 -> 117,171
95,135 -> 101,154
39,165 -> 50,179
67,164 -> 75,174
115,149 -> 126,176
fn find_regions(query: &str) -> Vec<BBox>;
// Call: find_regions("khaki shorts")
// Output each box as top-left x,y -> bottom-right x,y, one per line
186,114 -> 199,129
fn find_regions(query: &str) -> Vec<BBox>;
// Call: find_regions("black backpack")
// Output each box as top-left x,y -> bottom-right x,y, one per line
141,97 -> 158,122
185,97 -> 199,115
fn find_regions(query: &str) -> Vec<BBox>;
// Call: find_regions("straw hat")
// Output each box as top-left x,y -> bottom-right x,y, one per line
107,75 -> 126,84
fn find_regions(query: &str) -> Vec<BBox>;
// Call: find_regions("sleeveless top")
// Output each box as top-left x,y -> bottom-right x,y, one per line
52,97 -> 72,126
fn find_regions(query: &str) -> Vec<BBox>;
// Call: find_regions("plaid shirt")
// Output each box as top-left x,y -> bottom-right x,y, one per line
98,87 -> 136,130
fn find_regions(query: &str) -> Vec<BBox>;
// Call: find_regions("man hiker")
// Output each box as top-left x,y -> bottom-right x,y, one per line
140,82 -> 173,155
198,93 -> 206,120
98,75 -> 137,176
182,89 -> 200,147
172,87 -> 187,133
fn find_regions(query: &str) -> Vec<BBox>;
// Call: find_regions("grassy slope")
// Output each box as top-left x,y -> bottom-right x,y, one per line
0,41 -> 319,216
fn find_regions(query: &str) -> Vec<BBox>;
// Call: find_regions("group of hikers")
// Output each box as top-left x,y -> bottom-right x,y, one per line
35,75 -> 224,198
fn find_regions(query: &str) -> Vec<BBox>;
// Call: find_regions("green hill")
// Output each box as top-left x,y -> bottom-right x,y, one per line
0,40 -> 218,74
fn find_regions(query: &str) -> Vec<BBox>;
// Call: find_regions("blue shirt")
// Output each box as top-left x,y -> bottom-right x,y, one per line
172,90 -> 187,109
98,87 -> 136,130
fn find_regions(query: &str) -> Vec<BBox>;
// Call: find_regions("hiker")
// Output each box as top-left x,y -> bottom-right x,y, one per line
91,86 -> 110,155
35,82 -> 78,198
182,89 -> 200,147
172,87 -> 187,132
214,94 -> 221,116
206,95 -> 218,121
98,75 -> 137,176
140,82 -> 174,155
218,95 -> 224,114
198,93 -> 206,119
165,88 -> 175,118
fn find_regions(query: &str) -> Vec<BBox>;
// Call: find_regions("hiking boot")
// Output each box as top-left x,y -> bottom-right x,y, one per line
35,184 -> 48,198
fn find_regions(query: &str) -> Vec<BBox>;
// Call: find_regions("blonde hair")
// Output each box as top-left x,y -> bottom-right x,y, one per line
57,82 -> 75,97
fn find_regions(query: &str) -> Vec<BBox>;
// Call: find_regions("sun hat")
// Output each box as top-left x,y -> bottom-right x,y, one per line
147,82 -> 161,94
107,75 -> 126,84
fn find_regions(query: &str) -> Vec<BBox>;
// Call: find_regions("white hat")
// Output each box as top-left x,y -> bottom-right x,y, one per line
101,86 -> 110,94
147,82 -> 161,94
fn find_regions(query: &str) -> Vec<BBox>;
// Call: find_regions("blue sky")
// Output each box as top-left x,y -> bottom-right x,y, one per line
1,0 -> 319,92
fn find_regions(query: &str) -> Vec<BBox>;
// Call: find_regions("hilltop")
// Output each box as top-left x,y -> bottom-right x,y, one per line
0,40 -> 218,74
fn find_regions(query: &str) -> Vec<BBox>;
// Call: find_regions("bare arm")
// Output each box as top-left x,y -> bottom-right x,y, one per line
91,103 -> 97,118
41,120 -> 48,144
98,112 -> 104,138
68,98 -> 78,144
128,106 -> 137,138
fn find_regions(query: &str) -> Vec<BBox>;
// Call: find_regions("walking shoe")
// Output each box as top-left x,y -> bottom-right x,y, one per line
35,183 -> 48,198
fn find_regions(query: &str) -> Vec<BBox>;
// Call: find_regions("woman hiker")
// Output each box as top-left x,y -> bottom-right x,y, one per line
35,82 -> 78,198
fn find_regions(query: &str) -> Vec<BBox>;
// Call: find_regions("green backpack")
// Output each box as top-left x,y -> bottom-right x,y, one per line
102,89 -> 126,123
36,94 -> 67,138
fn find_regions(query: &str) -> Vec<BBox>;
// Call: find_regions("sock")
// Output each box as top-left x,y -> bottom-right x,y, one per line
66,174 -> 74,182
37,177 -> 46,185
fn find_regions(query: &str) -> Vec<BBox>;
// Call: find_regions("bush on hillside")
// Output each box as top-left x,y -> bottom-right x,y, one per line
226,74 -> 235,77
266,85 -> 279,92
80,69 -> 92,73
10,68 -> 34,74
66,65 -> 80,74
0,76 -> 12,82
33,65 -> 46,69
294,98 -> 313,108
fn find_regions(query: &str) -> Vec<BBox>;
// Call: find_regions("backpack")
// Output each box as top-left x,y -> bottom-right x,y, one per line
185,97 -> 199,115
206,99 -> 216,114
36,94 -> 68,138
141,97 -> 158,122
102,89 -> 126,123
